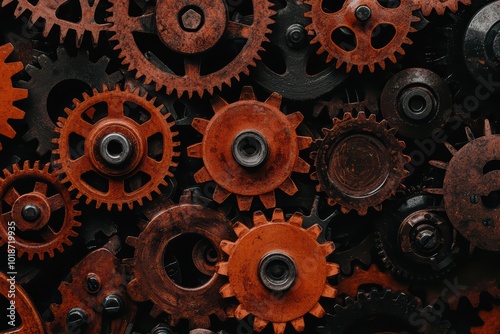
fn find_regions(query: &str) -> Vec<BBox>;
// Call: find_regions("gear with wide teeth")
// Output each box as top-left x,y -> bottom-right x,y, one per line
417,0 -> 472,16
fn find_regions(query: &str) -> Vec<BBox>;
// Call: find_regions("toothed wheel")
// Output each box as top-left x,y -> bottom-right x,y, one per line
187,86 -> 312,211
0,43 -> 27,152
417,0 -> 471,16
216,209 -> 340,334
0,161 -> 80,260
305,0 -> 420,73
53,86 -> 180,211
471,304 -> 500,334
311,112 -> 410,216
107,0 -> 275,97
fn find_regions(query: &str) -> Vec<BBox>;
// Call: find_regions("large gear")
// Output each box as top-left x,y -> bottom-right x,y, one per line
217,209 -> 340,334
305,0 -> 420,73
107,0 -> 275,98
0,43 -> 27,152
125,190 -> 235,328
1,0 -> 111,46
53,86 -> 180,211
188,86 -> 312,211
20,47 -> 123,155
0,161 -> 80,260
311,112 -> 410,215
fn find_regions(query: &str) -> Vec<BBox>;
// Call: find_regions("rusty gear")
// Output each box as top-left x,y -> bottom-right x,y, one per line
107,0 -> 275,98
53,86 -> 180,211
311,112 -> 410,215
0,43 -> 27,152
0,161 -> 80,260
217,209 -> 340,334
0,272 -> 45,333
471,305 -> 500,334
46,247 -> 136,334
125,189 -> 235,328
417,0 -> 472,16
1,0 -> 111,46
305,0 -> 420,73
427,119 -> 500,251
188,86 -> 312,211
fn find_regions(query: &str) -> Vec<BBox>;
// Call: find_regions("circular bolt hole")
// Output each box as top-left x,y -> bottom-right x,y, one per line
232,130 -> 269,168
400,87 -> 436,122
286,24 -> 307,49
99,133 -> 132,166
259,252 -> 297,292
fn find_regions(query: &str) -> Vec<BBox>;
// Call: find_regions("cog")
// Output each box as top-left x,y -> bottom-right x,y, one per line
471,305 -> 500,334
311,112 -> 410,215
0,43 -> 27,151
53,86 -> 180,211
20,47 -> 123,155
417,0 -> 472,16
125,190 -> 235,328
217,209 -> 340,334
427,119 -> 500,251
187,86 -> 312,211
305,0 -> 420,73
108,0 -> 275,98
0,161 -> 80,260
1,0 -> 111,46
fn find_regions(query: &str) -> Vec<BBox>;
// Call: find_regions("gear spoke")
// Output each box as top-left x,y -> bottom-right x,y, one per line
225,21 -> 252,39
4,187 -> 21,206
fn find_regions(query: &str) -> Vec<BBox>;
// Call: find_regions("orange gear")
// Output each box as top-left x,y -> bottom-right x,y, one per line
188,86 -> 312,211
53,86 -> 180,211
0,161 -> 80,260
417,0 -> 472,16
305,0 -> 420,73
471,305 -> 500,334
217,209 -> 340,334
311,112 -> 410,215
1,272 -> 45,333
0,43 -> 27,151
107,0 -> 274,97
1,0 -> 111,46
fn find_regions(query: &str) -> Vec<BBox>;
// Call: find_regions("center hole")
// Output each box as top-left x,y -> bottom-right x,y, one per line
107,139 -> 124,157
232,131 -> 269,168
409,95 -> 426,113
241,140 -> 259,156
178,5 -> 205,32
266,260 -> 288,280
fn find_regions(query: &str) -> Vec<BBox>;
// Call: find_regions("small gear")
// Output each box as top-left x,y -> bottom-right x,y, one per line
417,0 -> 472,16
0,43 -> 27,151
1,0 -> 111,46
305,0 -> 420,73
0,161 -> 81,260
426,119 -> 500,251
20,47 -> 123,155
188,86 -> 312,211
125,189 -> 235,328
0,272 -> 45,333
53,85 -> 180,211
108,0 -> 275,98
311,112 -> 410,215
471,304 -> 500,334
217,209 -> 340,334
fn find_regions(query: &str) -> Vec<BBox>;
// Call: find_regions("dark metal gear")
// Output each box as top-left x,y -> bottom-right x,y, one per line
427,119 -> 500,251
53,86 -> 180,211
108,0 -> 275,98
320,289 -> 450,334
0,43 -> 27,151
252,0 -> 347,100
376,191 -> 465,280
217,209 -> 340,334
0,161 -> 81,260
188,86 -> 312,211
125,189 -> 236,328
305,0 -> 420,73
20,47 -> 123,155
380,68 -> 453,139
311,112 -> 410,215
1,0 -> 111,46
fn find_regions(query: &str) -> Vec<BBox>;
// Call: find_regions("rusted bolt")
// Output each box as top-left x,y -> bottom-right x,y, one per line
21,204 -> 41,221
416,229 -> 439,250
66,308 -> 87,332
259,252 -> 297,292
355,5 -> 372,22
470,194 -> 479,204
180,7 -> 204,32
99,133 -> 131,166
102,294 -> 123,315
232,130 -> 269,168
86,273 -> 101,293
286,24 -> 307,49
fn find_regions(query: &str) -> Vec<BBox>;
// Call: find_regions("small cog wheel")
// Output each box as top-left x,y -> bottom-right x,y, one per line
0,43 -> 27,151
471,304 -> 500,334
217,209 -> 340,334
417,0 -> 472,16
187,86 -> 312,211
311,112 -> 410,215
305,0 -> 420,73
53,86 -> 180,211
1,0 -> 111,46
108,0 -> 275,97
0,161 -> 81,260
